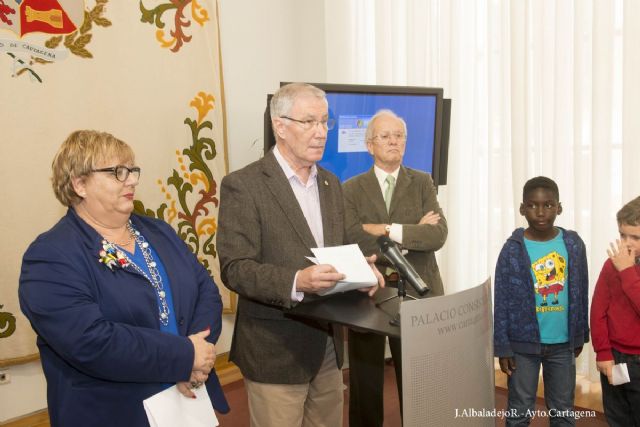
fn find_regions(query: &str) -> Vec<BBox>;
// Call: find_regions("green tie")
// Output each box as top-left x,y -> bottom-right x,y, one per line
384,174 -> 395,212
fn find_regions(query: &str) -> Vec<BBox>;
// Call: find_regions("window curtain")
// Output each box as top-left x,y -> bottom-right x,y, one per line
324,0 -> 640,383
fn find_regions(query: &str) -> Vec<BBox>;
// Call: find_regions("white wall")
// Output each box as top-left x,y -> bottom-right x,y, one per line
0,363 -> 48,423
219,0 -> 327,171
0,1 -> 328,422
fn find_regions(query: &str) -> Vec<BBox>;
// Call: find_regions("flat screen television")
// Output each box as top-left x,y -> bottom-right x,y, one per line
264,83 -> 450,186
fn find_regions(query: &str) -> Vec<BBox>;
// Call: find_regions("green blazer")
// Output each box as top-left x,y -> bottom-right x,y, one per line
343,166 -> 447,297
217,149 -> 345,383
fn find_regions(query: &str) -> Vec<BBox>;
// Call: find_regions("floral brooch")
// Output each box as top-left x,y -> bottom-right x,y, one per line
98,240 -> 129,271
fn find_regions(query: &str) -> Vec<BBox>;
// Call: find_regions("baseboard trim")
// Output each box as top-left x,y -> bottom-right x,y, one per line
2,409 -> 49,427
215,352 -> 243,385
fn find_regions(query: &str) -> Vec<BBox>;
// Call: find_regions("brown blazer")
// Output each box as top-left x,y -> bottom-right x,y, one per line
217,150 -> 345,383
343,166 -> 447,297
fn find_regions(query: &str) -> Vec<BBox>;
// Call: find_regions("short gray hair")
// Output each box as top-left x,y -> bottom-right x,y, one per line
270,83 -> 327,119
365,109 -> 408,142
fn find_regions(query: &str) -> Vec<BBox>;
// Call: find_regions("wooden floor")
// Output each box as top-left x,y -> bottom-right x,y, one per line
494,370 -> 604,414
217,368 -> 607,427
216,363 -> 402,427
5,365 -> 606,426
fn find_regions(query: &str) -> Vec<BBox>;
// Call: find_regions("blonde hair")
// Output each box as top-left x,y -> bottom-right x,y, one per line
51,130 -> 134,206
617,196 -> 640,226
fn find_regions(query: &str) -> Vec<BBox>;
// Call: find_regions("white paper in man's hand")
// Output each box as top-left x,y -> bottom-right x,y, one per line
310,244 -> 377,296
143,385 -> 219,427
612,363 -> 631,385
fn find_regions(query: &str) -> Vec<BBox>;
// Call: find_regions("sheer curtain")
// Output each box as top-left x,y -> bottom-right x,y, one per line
324,0 -> 640,383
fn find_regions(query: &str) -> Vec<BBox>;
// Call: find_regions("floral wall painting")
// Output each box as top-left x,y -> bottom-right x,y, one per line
0,0 -> 228,364
134,91 -> 234,314
139,0 -> 209,53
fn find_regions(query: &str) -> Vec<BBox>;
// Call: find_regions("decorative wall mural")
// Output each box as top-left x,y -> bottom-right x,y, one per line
0,0 -> 228,365
0,0 -> 110,82
134,91 -> 232,313
0,305 -> 17,339
139,0 -> 209,53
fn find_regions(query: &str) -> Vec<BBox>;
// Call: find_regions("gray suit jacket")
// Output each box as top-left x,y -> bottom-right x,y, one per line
217,150 -> 345,383
343,166 -> 447,297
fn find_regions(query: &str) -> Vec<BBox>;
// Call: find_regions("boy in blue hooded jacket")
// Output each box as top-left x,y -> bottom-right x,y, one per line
494,176 -> 589,426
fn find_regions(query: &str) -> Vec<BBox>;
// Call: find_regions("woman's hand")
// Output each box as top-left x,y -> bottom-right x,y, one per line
177,370 -> 209,398
189,329 -> 216,374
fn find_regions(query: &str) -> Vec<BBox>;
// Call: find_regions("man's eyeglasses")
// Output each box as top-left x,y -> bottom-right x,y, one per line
91,165 -> 141,182
372,132 -> 406,144
280,116 -> 336,131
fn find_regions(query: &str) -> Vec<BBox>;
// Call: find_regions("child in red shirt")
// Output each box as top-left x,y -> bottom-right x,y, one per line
591,196 -> 640,426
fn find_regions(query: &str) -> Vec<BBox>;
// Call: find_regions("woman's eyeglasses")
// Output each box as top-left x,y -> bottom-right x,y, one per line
91,165 -> 141,182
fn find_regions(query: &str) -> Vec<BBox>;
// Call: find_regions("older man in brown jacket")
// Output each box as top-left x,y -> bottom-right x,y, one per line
343,109 -> 448,427
218,83 -> 382,427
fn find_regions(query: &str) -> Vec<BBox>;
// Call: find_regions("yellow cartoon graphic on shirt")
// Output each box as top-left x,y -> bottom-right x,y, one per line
532,251 -> 566,307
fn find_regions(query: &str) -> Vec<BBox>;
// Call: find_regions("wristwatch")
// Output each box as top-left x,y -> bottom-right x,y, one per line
384,224 -> 391,236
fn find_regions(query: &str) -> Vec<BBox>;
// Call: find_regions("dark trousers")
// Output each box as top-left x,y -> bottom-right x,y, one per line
348,328 -> 402,427
600,349 -> 640,427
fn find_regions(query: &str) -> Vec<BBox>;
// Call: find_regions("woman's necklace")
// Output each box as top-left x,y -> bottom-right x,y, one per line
116,222 -> 170,326
113,232 -> 133,247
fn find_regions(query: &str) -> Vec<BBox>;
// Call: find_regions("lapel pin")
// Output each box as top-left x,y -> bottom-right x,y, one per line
324,180 -> 329,186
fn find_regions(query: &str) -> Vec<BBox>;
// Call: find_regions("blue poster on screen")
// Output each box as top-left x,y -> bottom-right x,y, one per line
320,92 -> 437,182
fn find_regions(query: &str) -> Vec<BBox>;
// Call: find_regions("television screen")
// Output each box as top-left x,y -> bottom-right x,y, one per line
264,83 -> 448,185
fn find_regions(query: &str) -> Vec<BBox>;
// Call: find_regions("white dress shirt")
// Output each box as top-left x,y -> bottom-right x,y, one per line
273,146 -> 324,301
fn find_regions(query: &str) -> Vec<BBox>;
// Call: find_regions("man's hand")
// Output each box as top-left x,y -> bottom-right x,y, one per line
608,239 -> 636,271
499,357 -> 516,376
357,254 -> 385,297
189,329 -> 216,374
419,211 -> 440,225
596,360 -> 615,384
296,264 -> 345,294
363,223 -> 388,237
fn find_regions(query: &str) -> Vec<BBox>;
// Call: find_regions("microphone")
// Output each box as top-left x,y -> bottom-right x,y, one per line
377,235 -> 430,296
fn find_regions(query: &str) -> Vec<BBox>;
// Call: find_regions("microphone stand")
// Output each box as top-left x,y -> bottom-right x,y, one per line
375,276 -> 416,326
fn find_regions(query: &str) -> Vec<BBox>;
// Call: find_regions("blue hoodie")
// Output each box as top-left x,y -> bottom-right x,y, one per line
493,227 -> 590,357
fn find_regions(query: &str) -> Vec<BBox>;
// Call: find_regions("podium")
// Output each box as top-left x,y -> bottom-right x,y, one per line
287,280 -> 495,427
286,286 -> 401,337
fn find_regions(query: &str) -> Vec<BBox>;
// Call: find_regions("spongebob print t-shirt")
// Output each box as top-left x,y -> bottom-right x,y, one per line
524,229 -> 569,344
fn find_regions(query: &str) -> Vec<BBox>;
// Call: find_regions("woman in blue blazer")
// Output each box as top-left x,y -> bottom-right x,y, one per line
19,130 -> 229,426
